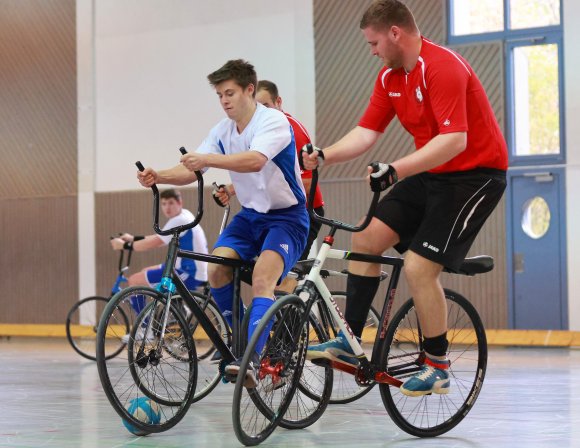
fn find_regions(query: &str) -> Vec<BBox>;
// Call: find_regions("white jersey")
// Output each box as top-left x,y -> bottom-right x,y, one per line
158,209 -> 208,282
196,103 -> 306,213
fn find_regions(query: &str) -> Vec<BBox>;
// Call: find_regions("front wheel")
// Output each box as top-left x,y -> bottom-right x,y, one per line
379,289 -> 487,437
66,296 -> 128,361
232,294 -> 309,446
96,286 -> 197,435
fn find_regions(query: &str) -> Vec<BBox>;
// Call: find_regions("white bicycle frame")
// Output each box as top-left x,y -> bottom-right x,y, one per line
298,243 -> 366,358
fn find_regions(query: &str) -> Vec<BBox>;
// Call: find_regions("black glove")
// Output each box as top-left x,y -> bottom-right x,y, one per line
369,162 -> 398,192
300,143 -> 324,170
212,183 -> 227,207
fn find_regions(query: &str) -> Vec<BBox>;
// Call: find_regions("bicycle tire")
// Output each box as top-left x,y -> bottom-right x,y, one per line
278,310 -> 333,429
66,296 -> 128,361
96,286 -> 197,435
232,294 -> 308,446
182,291 -> 228,403
379,288 -> 487,437
326,291 -> 380,404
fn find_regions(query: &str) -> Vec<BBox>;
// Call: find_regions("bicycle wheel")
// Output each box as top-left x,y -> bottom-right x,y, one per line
66,296 -> 128,361
232,294 -> 308,446
180,291 -> 228,403
96,286 -> 197,435
325,291 -> 380,404
379,288 -> 487,437
278,310 -> 332,429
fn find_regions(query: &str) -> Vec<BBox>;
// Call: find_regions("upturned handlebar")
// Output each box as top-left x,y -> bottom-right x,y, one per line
305,144 -> 381,233
136,147 -> 204,236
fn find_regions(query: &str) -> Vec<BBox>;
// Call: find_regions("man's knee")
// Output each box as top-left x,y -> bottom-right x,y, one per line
404,252 -> 442,285
208,263 -> 232,286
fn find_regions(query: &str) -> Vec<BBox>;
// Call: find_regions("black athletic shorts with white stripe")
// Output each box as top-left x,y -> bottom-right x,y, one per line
374,167 -> 506,272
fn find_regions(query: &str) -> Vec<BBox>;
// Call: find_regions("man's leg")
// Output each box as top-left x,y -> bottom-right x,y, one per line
307,217 -> 399,367
225,250 -> 284,387
400,250 -> 450,396
247,250 -> 285,355
208,247 -> 242,328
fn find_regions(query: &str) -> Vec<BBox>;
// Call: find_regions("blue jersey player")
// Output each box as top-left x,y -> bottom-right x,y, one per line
138,59 -> 309,387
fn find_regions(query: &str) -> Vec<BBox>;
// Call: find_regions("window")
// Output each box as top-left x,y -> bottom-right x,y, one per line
448,0 -> 564,165
449,0 -> 561,37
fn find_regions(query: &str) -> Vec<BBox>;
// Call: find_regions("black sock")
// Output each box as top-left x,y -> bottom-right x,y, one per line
345,273 -> 381,339
423,332 -> 448,357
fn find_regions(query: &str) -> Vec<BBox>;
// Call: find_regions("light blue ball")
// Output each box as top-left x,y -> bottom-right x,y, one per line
122,397 -> 161,436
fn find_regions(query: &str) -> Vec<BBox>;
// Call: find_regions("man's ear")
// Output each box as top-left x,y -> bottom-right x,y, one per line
275,96 -> 283,109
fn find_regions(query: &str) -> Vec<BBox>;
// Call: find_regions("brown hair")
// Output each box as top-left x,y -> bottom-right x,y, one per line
207,59 -> 257,97
257,80 -> 279,102
160,189 -> 182,201
360,0 -> 418,32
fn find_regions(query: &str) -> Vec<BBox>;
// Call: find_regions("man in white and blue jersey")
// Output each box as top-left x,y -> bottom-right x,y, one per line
111,189 -> 209,341
138,60 -> 309,387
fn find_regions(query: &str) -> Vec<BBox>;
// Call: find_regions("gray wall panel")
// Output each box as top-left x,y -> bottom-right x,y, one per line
0,0 -> 77,198
0,196 -> 77,323
0,0 -> 77,325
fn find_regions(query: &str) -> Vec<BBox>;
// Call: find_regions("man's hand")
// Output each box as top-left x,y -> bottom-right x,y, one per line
212,183 -> 233,207
368,162 -> 398,192
110,237 -> 125,251
301,144 -> 324,170
180,153 -> 207,172
119,233 -> 134,242
137,167 -> 158,187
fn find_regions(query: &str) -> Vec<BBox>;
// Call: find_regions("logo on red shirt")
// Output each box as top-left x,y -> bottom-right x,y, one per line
415,86 -> 423,103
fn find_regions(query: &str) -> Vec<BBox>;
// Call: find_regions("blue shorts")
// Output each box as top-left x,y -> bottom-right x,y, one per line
215,204 -> 309,279
145,265 -> 204,291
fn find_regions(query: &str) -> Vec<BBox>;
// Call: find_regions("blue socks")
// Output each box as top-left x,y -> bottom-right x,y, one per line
130,294 -> 146,315
210,282 -> 244,328
248,297 -> 275,355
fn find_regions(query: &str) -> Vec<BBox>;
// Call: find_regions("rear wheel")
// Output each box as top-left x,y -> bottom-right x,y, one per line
180,291 -> 228,403
379,289 -> 487,437
66,296 -> 128,361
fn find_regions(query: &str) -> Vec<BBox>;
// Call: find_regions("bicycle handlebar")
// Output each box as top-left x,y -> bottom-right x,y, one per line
136,147 -> 204,237
306,146 -> 381,233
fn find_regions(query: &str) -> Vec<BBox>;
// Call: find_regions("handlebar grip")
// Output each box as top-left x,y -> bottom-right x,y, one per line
212,182 -> 227,208
369,161 -> 380,173
179,146 -> 187,155
136,161 -> 145,171
305,143 -> 314,154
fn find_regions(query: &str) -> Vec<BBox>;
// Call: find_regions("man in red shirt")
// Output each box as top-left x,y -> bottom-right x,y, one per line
216,79 -> 325,292
305,0 -> 507,396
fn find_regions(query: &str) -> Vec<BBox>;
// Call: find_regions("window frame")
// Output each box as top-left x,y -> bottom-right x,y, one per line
447,0 -> 565,166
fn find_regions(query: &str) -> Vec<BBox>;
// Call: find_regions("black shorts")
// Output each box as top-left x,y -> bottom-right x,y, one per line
300,206 -> 324,260
374,168 -> 506,272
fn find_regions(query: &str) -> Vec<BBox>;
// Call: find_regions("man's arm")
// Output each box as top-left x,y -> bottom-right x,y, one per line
138,164 -> 197,188
390,132 -> 466,179
181,151 -> 267,173
304,126 -> 381,169
111,234 -> 165,251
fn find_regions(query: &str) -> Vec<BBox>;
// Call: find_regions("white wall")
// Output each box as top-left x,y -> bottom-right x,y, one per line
93,0 -> 315,192
564,0 -> 580,329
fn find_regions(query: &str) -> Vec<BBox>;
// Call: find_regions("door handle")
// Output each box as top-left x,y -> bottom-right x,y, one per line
514,253 -> 524,273
522,172 -> 553,182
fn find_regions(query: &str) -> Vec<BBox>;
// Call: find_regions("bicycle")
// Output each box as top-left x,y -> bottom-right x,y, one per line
96,152 -> 322,444
288,259 -> 385,404
65,248 -> 132,361
241,163 -> 491,437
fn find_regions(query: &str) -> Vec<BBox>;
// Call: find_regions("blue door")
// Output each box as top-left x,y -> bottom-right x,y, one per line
508,168 -> 567,329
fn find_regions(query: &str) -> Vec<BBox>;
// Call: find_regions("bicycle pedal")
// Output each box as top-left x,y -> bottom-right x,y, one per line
310,358 -> 331,367
223,373 -> 237,384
